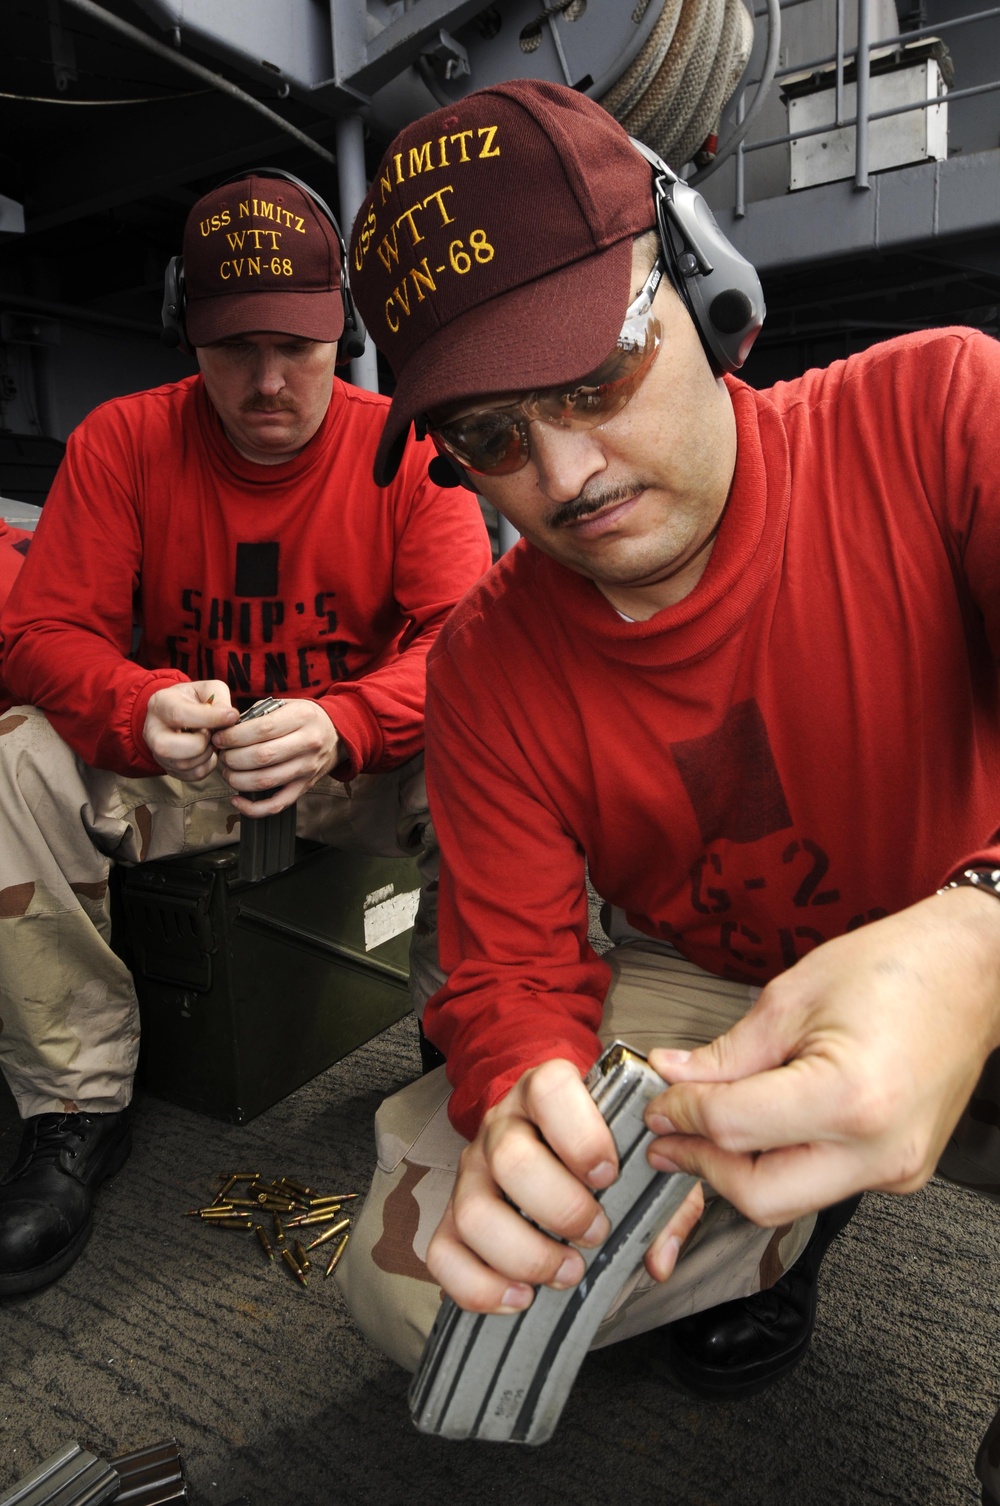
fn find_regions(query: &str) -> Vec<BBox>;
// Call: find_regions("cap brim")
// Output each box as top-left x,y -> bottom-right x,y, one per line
187,289 -> 345,347
373,239 -> 634,486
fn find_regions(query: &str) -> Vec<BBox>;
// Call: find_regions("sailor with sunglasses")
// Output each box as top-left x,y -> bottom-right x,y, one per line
337,79 -> 1000,1484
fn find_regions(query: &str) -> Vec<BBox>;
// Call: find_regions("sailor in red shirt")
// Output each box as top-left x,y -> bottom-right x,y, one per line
335,80 -> 1000,1495
0,172 -> 491,1295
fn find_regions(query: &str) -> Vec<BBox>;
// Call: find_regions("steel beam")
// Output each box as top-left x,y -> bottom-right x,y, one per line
335,0 -> 492,96
23,93 -> 335,233
717,147 -> 1000,271
335,112 -> 379,392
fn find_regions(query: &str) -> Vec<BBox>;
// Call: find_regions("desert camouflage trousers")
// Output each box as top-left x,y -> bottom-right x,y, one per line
336,941 -> 818,1373
0,704 -> 441,1118
336,929 -> 1000,1451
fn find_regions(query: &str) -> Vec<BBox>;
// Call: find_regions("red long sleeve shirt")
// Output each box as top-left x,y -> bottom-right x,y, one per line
423,328 -> 1000,1138
0,375 -> 491,777
0,521 -> 31,609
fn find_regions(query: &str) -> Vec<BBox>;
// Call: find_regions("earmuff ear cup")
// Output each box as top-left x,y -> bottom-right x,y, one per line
709,287 -> 756,336
160,168 -> 366,364
336,279 -> 367,364
160,256 -> 189,354
660,178 -> 764,372
629,137 -> 764,374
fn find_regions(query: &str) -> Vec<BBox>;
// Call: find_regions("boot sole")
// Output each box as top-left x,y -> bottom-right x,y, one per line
0,1125 -> 133,1298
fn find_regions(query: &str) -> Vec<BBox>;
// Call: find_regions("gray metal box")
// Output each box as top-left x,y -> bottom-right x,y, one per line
784,42 -> 949,191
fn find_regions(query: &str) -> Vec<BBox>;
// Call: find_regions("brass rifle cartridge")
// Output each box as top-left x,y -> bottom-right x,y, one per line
285,1208 -> 343,1228
322,1192 -> 358,1203
303,1196 -> 342,1211
225,1198 -> 259,1209
255,1224 -> 275,1261
210,1216 -> 254,1230
237,696 -> 284,723
272,1214 -> 287,1246
218,1174 -> 260,1197
281,1248 -> 308,1287
253,1178 -> 307,1209
216,1176 -> 240,1202
279,1178 -> 314,1199
324,1232 -> 350,1278
293,1240 -> 311,1273
305,1217 -> 350,1252
191,1205 -> 236,1219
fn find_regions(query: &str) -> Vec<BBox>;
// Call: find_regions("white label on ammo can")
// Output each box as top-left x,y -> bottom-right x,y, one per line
363,885 -> 420,950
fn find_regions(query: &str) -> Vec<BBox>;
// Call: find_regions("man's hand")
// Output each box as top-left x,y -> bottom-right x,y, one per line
211,697 -> 342,814
143,680 -> 238,781
426,1057 -> 705,1315
644,888 -> 1000,1226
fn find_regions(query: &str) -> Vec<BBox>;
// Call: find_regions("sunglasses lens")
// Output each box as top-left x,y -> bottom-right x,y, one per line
533,324 -> 660,428
428,299 -> 661,477
436,411 -> 529,475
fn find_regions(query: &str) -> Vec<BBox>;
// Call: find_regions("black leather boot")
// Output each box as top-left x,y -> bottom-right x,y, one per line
976,1399 -> 1000,1506
0,1110 -> 132,1296
417,1019 -> 446,1074
666,1194 -> 862,1398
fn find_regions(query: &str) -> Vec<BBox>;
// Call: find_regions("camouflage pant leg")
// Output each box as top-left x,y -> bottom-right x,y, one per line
296,753 -> 442,1014
335,940 -> 815,1373
0,706 -> 241,1116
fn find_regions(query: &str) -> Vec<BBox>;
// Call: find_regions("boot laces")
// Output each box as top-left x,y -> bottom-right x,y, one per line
23,1113 -> 95,1166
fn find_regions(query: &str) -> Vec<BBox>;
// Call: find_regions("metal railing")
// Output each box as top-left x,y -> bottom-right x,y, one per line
729,0 -> 1000,213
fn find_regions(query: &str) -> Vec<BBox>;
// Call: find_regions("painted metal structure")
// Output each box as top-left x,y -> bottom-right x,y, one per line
696,0 -> 1000,376
0,0 -> 998,485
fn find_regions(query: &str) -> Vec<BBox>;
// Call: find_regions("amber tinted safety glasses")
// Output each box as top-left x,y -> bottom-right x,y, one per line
427,255 -> 666,477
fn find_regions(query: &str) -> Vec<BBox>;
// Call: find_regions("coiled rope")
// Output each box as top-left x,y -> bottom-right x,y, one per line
600,0 -> 756,172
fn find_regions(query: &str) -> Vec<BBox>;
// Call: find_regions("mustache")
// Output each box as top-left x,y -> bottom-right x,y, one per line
547,482 -> 645,530
241,398 -> 297,414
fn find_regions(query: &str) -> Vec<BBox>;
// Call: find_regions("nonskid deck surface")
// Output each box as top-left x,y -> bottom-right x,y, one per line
0,948 -> 997,1504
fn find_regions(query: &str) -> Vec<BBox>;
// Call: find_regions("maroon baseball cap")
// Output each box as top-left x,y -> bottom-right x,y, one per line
183,173 -> 345,346
349,79 -> 656,484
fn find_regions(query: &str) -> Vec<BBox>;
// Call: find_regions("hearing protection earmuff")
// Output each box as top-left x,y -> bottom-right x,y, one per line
161,166 -> 366,364
629,137 -> 764,375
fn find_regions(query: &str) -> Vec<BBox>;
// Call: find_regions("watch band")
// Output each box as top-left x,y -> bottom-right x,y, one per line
937,867 -> 1000,900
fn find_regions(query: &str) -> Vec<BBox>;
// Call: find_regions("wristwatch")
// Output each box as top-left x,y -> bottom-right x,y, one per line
937,867 -> 1000,901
